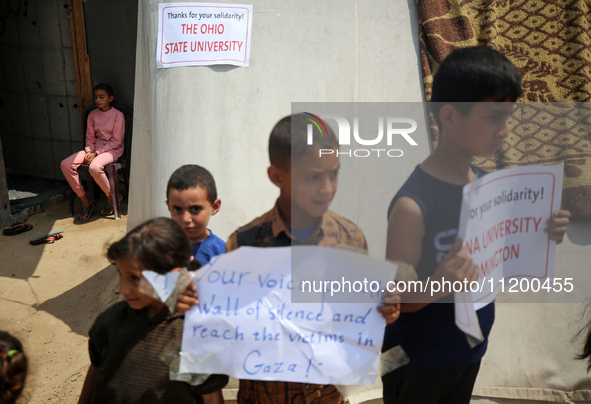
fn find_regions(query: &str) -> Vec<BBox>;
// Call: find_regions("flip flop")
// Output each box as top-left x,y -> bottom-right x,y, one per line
2,222 -> 33,236
101,205 -> 114,216
30,231 -> 64,245
43,233 -> 63,244
101,194 -> 122,216
79,201 -> 95,222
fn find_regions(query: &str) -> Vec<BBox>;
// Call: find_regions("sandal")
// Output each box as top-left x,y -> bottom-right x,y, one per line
79,201 -> 95,222
100,193 -> 122,217
3,222 -> 33,236
43,233 -> 63,244
30,231 -> 64,245
101,205 -> 114,216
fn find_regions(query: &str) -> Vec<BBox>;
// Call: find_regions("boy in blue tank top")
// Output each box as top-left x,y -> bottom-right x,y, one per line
382,46 -> 571,403
166,165 -> 225,266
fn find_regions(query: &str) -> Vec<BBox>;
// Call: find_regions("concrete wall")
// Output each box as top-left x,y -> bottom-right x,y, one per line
83,0 -> 138,108
0,140 -> 14,227
0,0 -> 81,180
0,0 -> 138,181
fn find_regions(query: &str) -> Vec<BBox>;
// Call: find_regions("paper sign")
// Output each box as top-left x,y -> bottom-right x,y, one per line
180,246 -> 397,385
455,164 -> 563,339
142,270 -> 180,302
157,2 -> 253,68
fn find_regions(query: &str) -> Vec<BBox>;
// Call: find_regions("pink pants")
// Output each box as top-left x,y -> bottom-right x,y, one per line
60,151 -> 116,198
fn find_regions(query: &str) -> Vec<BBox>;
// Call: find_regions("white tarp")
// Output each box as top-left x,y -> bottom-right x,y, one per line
131,1 -> 591,402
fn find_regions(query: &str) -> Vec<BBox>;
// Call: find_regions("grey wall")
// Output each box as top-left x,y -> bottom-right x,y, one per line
0,0 -> 138,181
0,0 -> 82,180
83,0 -> 138,108
0,139 -> 13,227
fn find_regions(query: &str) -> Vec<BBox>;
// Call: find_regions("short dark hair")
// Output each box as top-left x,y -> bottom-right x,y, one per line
0,331 -> 27,404
431,46 -> 522,129
107,217 -> 200,274
93,83 -> 114,97
269,113 -> 338,169
166,165 -> 218,204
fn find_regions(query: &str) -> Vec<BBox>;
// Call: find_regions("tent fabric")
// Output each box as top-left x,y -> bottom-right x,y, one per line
129,0 -> 426,237
131,1 -> 591,403
471,302 -> 591,403
474,386 -> 591,403
416,0 -> 591,219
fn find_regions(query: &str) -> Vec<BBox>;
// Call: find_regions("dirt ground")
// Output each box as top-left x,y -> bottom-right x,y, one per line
0,200 -> 127,403
0,199 -> 383,403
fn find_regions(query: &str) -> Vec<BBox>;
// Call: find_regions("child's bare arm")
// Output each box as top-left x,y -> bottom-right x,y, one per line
202,390 -> 225,404
545,209 -> 570,244
175,281 -> 199,315
387,197 -> 424,270
386,197 -> 425,312
386,197 -> 478,312
78,364 -> 99,404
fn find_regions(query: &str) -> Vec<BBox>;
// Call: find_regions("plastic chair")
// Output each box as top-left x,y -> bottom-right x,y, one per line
69,103 -> 133,220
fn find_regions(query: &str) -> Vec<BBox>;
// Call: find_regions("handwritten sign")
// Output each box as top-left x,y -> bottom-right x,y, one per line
180,246 -> 398,385
157,2 -> 253,68
455,164 -> 563,339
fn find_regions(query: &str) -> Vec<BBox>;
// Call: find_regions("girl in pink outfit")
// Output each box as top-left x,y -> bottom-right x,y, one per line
60,83 -> 125,221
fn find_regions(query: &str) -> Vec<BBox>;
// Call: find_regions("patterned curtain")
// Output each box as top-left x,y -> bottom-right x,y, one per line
418,0 -> 591,218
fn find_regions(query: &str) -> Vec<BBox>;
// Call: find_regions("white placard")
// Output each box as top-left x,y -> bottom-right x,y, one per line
157,2 -> 253,68
142,270 -> 180,302
180,246 -> 398,385
455,164 -> 563,339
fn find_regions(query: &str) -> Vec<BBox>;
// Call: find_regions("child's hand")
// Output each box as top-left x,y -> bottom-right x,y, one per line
84,152 -> 97,164
545,210 -> 570,244
377,288 -> 400,325
175,282 -> 199,314
435,237 -> 479,285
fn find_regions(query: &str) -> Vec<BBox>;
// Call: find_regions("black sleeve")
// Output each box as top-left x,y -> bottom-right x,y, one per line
190,374 -> 229,395
88,327 -> 102,367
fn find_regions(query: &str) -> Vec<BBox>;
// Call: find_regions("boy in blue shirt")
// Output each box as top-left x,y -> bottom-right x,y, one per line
167,165 -> 225,266
383,46 -> 570,403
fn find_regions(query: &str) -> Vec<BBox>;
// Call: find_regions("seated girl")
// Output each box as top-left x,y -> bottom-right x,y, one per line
60,83 -> 125,221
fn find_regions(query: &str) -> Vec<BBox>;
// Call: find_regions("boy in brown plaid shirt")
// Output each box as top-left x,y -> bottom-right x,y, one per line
226,114 -> 399,404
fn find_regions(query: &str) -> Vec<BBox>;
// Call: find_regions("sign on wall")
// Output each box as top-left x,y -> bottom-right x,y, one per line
157,2 -> 253,68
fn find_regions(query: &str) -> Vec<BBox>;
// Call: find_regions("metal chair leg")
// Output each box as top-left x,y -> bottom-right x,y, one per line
106,165 -> 121,220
